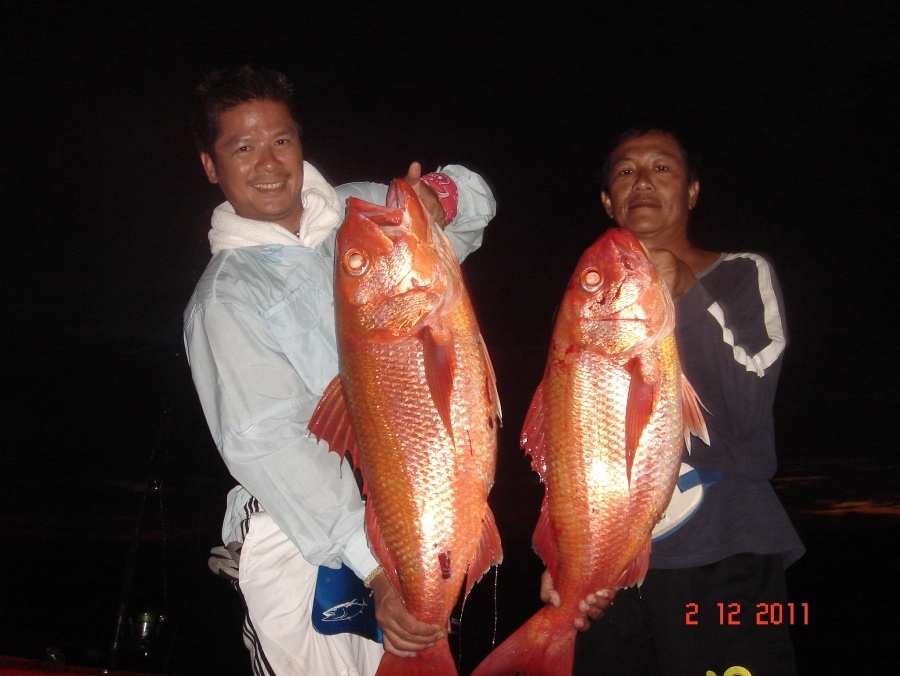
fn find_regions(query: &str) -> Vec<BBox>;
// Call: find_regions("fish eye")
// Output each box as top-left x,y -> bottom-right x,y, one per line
581,267 -> 603,292
343,249 -> 368,276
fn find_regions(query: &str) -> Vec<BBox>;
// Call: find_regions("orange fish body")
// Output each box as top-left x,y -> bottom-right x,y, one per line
473,227 -> 706,675
310,180 -> 502,675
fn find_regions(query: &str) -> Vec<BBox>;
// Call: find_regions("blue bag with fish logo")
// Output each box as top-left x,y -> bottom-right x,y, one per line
312,563 -> 383,643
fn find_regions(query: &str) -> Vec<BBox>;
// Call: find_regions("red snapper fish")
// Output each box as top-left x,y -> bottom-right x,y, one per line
472,227 -> 707,675
309,179 -> 503,675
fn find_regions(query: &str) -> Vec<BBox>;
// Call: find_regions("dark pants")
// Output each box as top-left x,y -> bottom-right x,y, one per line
573,553 -> 797,676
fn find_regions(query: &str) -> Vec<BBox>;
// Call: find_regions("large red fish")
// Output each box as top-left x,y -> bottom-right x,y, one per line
309,179 -> 503,675
472,227 -> 707,675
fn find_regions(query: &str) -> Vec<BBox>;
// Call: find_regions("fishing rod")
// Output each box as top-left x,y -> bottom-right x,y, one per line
107,353 -> 179,672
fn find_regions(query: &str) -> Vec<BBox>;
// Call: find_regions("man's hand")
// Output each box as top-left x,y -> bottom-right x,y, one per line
403,161 -> 447,228
648,248 -> 697,300
540,569 -> 615,632
369,571 -> 444,658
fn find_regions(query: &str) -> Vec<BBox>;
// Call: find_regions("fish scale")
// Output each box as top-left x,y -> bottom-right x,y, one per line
309,179 -> 502,675
473,227 -> 706,676
342,345 -> 458,607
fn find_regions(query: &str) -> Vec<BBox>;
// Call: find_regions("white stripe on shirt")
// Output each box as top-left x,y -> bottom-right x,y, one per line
707,253 -> 785,377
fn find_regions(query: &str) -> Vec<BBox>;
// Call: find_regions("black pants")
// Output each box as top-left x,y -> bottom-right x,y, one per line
573,553 -> 797,676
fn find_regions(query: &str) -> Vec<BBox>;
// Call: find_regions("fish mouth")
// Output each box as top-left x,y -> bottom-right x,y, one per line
396,278 -> 439,297
602,302 -> 649,322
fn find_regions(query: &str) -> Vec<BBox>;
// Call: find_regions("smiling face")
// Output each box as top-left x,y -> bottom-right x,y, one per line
601,131 -> 699,248
200,99 -> 305,232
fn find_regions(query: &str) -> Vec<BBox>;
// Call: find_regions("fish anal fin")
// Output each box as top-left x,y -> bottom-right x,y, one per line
680,374 -> 710,452
523,384 -> 559,577
615,539 -> 651,589
308,376 -> 363,473
422,325 -> 455,440
521,382 -> 549,484
624,357 -> 657,482
531,493 -> 559,580
464,505 -> 504,599
364,498 -> 403,601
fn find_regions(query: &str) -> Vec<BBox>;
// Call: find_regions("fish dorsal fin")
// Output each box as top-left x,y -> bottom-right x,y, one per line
624,356 -> 658,483
422,324 -> 456,440
308,376 -> 363,476
463,505 -> 504,600
680,374 -> 710,453
531,493 -> 559,581
521,382 -> 548,483
478,333 -> 502,425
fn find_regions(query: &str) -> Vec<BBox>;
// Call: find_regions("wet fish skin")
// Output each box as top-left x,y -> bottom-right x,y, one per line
310,179 -> 502,675
472,226 -> 706,675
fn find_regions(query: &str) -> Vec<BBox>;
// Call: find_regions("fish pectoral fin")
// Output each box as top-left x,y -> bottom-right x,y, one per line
624,357 -> 658,482
464,505 -> 504,599
680,374 -> 710,452
615,539 -> 652,589
422,325 -> 456,439
308,376 -> 363,470
521,382 -> 549,483
531,493 -> 559,581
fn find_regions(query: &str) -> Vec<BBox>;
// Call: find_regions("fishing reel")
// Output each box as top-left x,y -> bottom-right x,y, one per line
128,607 -> 165,658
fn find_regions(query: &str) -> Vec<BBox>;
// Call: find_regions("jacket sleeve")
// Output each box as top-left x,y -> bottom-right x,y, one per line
184,295 -> 379,580
335,164 -> 496,262
674,254 -> 787,480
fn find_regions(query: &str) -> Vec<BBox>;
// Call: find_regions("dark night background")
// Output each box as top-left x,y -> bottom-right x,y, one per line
3,2 -> 898,674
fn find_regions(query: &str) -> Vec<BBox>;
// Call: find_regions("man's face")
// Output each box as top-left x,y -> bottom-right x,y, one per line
200,99 -> 304,232
601,131 -> 699,242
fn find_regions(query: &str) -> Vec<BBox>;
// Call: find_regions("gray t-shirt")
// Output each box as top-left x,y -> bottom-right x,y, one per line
651,253 -> 805,569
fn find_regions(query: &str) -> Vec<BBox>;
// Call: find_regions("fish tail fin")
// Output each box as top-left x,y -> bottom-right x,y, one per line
375,639 -> 457,675
471,606 -> 574,676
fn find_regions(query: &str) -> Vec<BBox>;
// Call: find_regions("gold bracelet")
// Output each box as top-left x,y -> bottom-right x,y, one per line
363,566 -> 384,589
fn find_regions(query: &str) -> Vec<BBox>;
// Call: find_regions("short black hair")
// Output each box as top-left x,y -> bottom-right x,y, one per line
191,64 -> 302,156
600,126 -> 699,194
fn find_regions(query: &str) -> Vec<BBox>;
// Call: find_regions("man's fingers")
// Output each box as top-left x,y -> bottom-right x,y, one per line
382,621 -> 441,655
381,634 -> 417,659
540,569 -> 562,608
403,161 -> 423,185
372,573 -> 443,656
580,598 -> 601,620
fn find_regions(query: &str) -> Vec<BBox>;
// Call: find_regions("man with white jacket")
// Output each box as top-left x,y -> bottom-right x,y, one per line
183,64 -> 496,675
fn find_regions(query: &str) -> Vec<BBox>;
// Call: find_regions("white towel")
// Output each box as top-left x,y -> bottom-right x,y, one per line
208,162 -> 343,254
